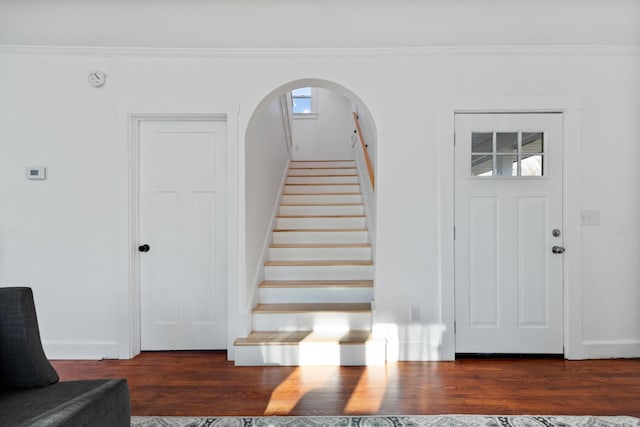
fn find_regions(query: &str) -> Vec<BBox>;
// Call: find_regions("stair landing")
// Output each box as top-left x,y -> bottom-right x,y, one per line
234,330 -> 386,366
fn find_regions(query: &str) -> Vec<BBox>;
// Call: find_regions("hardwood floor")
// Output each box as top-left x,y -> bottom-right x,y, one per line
51,352 -> 640,417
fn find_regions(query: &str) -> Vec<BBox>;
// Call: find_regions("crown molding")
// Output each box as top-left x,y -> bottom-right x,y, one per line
0,44 -> 638,58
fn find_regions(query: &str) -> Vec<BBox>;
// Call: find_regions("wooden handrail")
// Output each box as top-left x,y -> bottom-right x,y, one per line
352,112 -> 375,191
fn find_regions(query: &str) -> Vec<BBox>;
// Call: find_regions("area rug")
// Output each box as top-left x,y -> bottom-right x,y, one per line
130,415 -> 640,427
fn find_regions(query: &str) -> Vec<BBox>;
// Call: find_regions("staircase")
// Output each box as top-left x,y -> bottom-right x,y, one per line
234,160 -> 385,366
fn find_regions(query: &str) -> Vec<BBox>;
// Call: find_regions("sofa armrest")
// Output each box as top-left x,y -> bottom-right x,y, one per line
0,379 -> 131,427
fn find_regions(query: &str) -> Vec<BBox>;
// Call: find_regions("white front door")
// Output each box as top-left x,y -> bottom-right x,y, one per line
139,118 -> 227,350
454,113 -> 564,354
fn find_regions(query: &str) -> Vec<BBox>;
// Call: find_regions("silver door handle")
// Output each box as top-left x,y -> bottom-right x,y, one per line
552,246 -> 565,254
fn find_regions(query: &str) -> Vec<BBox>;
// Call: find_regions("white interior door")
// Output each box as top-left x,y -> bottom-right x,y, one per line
455,113 -> 564,354
139,118 -> 227,350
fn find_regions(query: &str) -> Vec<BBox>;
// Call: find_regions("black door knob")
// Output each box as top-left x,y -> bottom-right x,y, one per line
138,244 -> 150,253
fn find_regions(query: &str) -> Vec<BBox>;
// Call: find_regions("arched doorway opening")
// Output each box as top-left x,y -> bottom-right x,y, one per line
236,79 -> 382,365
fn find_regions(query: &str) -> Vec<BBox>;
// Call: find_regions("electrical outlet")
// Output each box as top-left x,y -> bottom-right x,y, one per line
410,306 -> 420,322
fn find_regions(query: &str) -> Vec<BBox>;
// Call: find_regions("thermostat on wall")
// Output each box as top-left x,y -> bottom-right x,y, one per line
26,166 -> 46,180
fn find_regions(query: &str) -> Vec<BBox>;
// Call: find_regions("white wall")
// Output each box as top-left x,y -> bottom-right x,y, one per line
0,0 -> 639,361
2,0 -> 639,48
291,88 -> 354,160
245,97 -> 291,319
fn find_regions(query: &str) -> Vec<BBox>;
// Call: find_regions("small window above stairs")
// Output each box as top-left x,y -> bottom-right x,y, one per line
234,160 -> 385,366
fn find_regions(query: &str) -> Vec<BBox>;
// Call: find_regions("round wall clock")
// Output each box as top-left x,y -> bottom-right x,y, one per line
88,70 -> 107,88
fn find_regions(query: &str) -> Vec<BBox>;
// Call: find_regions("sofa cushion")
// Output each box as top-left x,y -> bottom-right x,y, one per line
0,287 -> 59,388
0,379 -> 131,427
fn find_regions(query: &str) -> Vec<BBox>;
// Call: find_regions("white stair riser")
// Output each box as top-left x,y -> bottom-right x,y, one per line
286,176 -> 359,185
259,287 -> 373,304
282,194 -> 362,204
276,217 -> 366,230
289,168 -> 357,176
285,184 -> 360,194
253,312 -> 372,332
237,158 -> 378,367
273,231 -> 368,244
269,246 -> 371,261
264,265 -> 374,281
234,340 -> 386,366
290,161 -> 356,168
279,205 -> 364,216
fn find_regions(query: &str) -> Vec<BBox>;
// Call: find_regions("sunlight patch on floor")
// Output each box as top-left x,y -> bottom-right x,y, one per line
265,367 -> 338,414
343,365 -> 389,413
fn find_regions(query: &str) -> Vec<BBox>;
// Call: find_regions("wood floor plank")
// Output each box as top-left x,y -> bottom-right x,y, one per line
51,353 -> 640,417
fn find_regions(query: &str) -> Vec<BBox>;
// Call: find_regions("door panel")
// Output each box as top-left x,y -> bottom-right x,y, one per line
517,196 -> 548,327
468,196 -> 498,327
455,113 -> 563,354
139,119 -> 227,350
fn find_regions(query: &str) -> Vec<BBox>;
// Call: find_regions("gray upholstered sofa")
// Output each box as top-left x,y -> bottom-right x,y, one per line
0,287 -> 131,426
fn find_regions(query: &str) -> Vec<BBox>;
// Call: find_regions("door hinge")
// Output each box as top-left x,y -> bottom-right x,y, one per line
453,226 -> 456,240
454,321 -> 456,333
453,133 -> 456,146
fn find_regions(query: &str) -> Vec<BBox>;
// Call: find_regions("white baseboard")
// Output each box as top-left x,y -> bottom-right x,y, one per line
394,341 -> 452,361
43,340 -> 120,360
579,339 -> 640,359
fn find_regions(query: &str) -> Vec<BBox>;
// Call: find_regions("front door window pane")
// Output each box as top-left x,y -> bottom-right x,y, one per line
472,133 -> 493,153
496,154 -> 518,176
522,132 -> 544,154
471,131 -> 545,177
496,133 -> 518,153
521,154 -> 543,176
471,155 -> 493,176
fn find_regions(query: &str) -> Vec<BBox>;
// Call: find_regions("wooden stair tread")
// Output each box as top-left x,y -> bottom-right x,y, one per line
289,166 -> 356,169
288,174 -> 357,178
277,215 -> 365,219
270,243 -> 370,248
274,228 -> 367,232
252,302 -> 371,313
265,260 -> 373,267
260,280 -> 373,288
286,183 -> 358,186
234,330 -> 375,346
283,192 -> 361,196
280,203 -> 363,207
